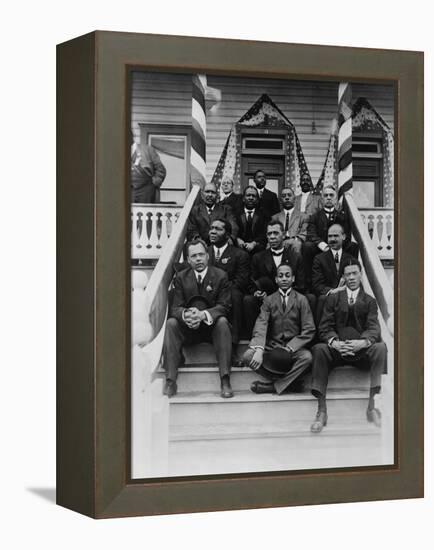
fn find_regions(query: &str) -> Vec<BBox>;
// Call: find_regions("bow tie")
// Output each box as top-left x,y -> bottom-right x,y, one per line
271,250 -> 284,257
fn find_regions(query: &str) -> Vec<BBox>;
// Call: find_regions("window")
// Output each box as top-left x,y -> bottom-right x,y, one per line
353,134 -> 383,207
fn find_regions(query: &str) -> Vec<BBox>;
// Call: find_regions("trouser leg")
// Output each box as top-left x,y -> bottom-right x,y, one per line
315,295 -> 327,325
162,317 -> 186,381
365,342 -> 387,389
311,343 -> 336,398
212,317 -> 232,378
274,349 -> 313,394
230,288 -> 243,345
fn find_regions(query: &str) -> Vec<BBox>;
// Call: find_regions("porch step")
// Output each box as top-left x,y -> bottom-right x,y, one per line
176,365 -> 370,393
169,389 -> 370,429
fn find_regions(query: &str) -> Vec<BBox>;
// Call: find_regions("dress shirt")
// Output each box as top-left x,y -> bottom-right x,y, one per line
271,248 -> 284,268
213,243 -> 228,260
346,286 -> 360,305
300,192 -> 309,213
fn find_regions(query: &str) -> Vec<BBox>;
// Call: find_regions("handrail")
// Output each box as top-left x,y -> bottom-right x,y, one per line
138,185 -> 200,349
345,194 -> 394,335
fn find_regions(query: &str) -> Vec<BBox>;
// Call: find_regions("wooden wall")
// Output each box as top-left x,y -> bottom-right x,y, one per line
131,71 -> 394,184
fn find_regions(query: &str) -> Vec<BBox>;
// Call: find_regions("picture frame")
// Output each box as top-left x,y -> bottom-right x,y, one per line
57,31 -> 423,518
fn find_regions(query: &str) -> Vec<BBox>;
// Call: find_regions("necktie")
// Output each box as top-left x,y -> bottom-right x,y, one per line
334,252 -> 339,265
272,250 -> 283,257
282,295 -> 286,311
245,211 -> 253,240
349,292 -> 355,305
285,212 -> 290,234
215,248 -> 221,261
197,274 -> 202,288
207,208 -> 213,217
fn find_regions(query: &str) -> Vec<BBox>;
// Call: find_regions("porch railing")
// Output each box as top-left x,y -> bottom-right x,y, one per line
359,207 -> 394,260
131,204 -> 183,259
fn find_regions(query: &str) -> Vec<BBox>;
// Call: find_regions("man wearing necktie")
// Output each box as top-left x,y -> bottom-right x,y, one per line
253,169 -> 280,219
310,259 -> 387,433
242,263 -> 315,394
219,177 -> 243,216
271,187 -> 309,255
162,239 -> 234,398
312,223 -> 357,323
235,185 -> 270,254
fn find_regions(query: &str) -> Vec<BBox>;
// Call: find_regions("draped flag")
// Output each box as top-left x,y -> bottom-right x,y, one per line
337,82 -> 353,199
191,74 -> 207,187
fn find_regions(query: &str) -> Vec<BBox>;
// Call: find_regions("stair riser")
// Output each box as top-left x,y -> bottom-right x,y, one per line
170,398 -> 369,428
176,370 -> 371,393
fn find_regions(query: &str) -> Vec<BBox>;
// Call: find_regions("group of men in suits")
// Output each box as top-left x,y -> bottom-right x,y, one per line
162,172 -> 386,433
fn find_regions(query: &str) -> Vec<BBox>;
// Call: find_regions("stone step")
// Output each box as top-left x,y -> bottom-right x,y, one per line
175,365 -> 370,393
169,389 -> 370,428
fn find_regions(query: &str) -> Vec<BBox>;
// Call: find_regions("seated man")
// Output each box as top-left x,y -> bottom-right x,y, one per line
304,185 -> 359,289
187,182 -> 238,244
243,220 -> 311,338
219,176 -> 243,216
310,259 -> 387,433
295,173 -> 322,216
312,223 -> 356,323
208,218 -> 250,365
236,185 -> 270,255
253,169 -> 280,219
242,263 -> 315,394
271,187 -> 309,255
162,239 -> 234,398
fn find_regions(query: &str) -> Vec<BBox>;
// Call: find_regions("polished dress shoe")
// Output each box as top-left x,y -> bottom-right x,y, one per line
366,407 -> 382,427
220,376 -> 234,398
163,379 -> 178,398
250,380 -> 275,394
310,410 -> 328,433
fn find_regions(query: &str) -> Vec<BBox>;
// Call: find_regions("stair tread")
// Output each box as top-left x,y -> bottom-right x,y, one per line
169,388 -> 369,404
171,420 -> 381,441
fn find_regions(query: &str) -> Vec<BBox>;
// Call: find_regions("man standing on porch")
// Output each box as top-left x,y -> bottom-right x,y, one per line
310,259 -> 387,433
162,239 -> 234,399
253,169 -> 280,219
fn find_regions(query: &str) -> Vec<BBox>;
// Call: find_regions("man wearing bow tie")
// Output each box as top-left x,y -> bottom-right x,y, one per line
208,218 -> 250,365
310,259 -> 387,433
187,182 -> 238,244
243,220 -> 308,338
253,169 -> 280,219
162,239 -> 234,398
312,223 -> 357,323
235,185 -> 270,255
242,263 -> 315,394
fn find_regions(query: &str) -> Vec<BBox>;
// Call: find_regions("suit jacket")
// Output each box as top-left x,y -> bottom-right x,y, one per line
235,208 -> 270,252
295,192 -> 322,216
208,244 -> 251,293
187,203 -> 238,243
319,288 -> 382,344
258,188 -> 280,219
312,250 -> 356,296
271,207 -> 309,241
307,207 -> 353,248
250,290 -> 315,351
220,192 -> 244,217
131,145 -> 167,203
170,266 -> 231,323
250,248 -> 306,294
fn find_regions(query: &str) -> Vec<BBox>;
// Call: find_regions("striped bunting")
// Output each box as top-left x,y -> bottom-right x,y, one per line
338,82 -> 353,198
191,74 -> 207,187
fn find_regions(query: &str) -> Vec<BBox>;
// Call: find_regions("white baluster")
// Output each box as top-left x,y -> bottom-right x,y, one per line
159,210 -> 169,248
148,210 -> 159,252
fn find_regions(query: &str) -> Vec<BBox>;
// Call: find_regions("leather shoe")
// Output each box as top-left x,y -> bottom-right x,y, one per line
232,359 -> 244,368
250,381 -> 275,394
366,407 -> 382,427
220,376 -> 234,398
163,379 -> 177,398
310,410 -> 328,433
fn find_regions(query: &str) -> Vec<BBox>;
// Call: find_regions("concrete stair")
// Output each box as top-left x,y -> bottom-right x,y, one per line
164,341 -> 384,477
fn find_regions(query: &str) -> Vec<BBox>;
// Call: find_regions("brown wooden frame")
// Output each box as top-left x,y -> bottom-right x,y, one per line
57,31 -> 423,518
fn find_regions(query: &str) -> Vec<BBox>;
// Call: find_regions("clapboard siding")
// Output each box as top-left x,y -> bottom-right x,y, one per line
131,71 -> 394,184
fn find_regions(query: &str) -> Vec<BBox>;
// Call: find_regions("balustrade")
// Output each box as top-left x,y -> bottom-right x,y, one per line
359,208 -> 394,260
131,204 -> 182,259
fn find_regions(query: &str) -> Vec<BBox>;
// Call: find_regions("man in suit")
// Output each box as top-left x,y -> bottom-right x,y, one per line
236,185 -> 270,255
310,259 -> 387,433
295,172 -> 322,216
162,239 -> 234,398
219,176 -> 243,216
243,220 -> 309,338
253,169 -> 280,219
271,187 -> 309,255
187,182 -> 238,244
304,185 -> 359,289
312,223 -> 356,322
131,142 -> 166,203
242,263 -> 315,394
208,218 -> 250,364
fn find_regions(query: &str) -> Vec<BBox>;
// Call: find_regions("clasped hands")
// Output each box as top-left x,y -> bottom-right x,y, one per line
331,339 -> 367,357
183,307 -> 206,330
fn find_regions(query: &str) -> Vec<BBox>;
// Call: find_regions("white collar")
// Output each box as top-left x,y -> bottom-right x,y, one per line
331,248 -> 343,260
346,286 -> 360,301
279,288 -> 292,298
284,206 -> 295,212
213,243 -> 228,256
244,208 -> 255,215
223,192 -> 233,198
195,267 -> 208,280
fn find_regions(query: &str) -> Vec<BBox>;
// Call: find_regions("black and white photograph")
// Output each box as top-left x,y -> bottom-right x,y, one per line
130,71 -> 395,479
